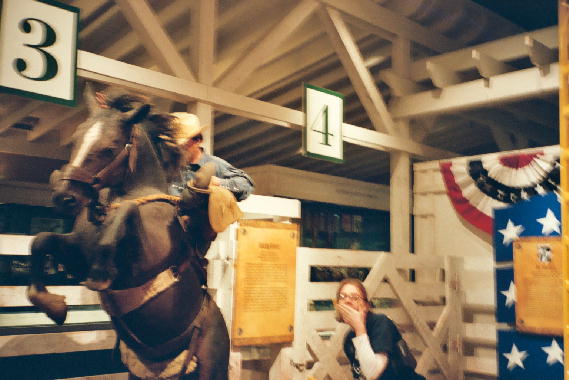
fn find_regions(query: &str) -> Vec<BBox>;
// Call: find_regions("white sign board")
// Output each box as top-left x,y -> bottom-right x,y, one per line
0,0 -> 79,106
303,84 -> 344,163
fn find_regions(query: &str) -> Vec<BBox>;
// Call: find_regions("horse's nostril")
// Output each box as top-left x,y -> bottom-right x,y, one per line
53,193 -> 78,212
62,196 -> 76,207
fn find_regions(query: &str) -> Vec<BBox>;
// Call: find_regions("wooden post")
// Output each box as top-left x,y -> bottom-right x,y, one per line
390,37 -> 412,256
445,256 -> 464,380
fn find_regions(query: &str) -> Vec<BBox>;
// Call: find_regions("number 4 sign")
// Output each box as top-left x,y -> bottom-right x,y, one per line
0,0 -> 79,106
303,84 -> 344,163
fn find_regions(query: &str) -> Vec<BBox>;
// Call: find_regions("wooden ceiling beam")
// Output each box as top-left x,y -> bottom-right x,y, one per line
316,0 -> 462,52
319,6 -> 396,134
390,63 -> 559,119
380,26 -> 558,84
215,0 -> 318,92
0,101 -> 43,136
215,43 -> 389,142
115,0 -> 195,80
77,50 -> 454,159
28,106 -> 86,142
0,130 -> 70,160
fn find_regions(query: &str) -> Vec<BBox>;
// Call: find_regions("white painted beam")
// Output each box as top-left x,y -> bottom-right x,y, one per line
471,50 -> 513,79
390,63 -> 559,119
316,0 -> 462,52
426,61 -> 462,88
340,12 -> 395,42
380,26 -> 558,83
379,71 -> 426,96
319,6 -> 396,134
115,0 -> 195,80
525,35 -> 555,73
76,50 -> 452,159
342,124 -> 455,158
215,0 -> 318,92
77,51 -> 304,128
190,0 -> 216,153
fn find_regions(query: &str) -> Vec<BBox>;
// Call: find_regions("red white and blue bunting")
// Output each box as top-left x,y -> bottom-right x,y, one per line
439,146 -> 559,234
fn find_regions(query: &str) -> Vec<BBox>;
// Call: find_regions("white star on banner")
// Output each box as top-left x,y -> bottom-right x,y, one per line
499,219 -> 524,245
536,209 -> 560,235
542,339 -> 564,365
501,281 -> 516,307
535,184 -> 547,195
503,344 -> 528,370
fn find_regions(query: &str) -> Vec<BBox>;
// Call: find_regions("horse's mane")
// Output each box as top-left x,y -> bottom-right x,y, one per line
142,113 -> 183,181
105,92 -> 183,181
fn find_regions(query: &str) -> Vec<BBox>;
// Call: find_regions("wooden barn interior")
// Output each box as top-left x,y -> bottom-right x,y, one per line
0,0 -> 565,379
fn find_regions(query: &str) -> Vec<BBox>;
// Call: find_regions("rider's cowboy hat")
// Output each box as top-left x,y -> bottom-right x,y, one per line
171,112 -> 208,145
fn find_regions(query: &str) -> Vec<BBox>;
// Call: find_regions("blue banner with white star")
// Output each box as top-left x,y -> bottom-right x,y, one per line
493,192 -> 563,379
495,267 -> 515,323
494,192 -> 560,263
497,330 -> 563,379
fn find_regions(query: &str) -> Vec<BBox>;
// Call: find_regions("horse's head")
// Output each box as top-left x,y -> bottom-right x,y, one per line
52,87 -> 151,215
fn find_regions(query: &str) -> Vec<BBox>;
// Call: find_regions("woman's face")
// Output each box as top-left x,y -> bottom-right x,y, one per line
338,283 -> 368,312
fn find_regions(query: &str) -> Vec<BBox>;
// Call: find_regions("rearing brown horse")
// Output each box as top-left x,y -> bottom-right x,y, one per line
27,86 -> 229,379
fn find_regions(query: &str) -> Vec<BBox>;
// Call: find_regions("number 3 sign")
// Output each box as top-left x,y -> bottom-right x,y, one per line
0,0 -> 79,106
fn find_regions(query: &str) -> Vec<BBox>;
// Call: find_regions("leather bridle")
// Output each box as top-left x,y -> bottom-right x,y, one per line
60,142 -> 133,192
57,131 -> 135,224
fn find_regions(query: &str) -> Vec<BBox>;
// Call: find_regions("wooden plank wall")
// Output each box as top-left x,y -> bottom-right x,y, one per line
414,160 -> 499,379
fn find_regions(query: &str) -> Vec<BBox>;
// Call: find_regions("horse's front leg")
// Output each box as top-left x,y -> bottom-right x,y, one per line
27,232 -> 82,325
83,201 -> 141,291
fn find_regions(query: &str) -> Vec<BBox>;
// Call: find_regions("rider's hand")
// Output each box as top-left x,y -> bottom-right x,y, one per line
210,176 -> 221,186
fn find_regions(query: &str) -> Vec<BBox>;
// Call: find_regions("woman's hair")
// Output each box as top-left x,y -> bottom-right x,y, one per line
336,277 -> 369,303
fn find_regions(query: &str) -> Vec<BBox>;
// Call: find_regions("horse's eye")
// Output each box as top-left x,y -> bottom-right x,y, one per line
100,148 -> 115,158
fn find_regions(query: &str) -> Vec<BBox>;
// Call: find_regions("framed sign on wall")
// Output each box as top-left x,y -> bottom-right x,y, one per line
232,220 -> 298,346
514,236 -> 562,336
303,83 -> 344,163
0,0 -> 79,106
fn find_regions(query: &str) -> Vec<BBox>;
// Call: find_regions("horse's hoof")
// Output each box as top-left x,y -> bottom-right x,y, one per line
28,290 -> 68,325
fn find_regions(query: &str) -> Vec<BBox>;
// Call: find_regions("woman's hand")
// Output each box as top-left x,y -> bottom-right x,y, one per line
337,303 -> 367,336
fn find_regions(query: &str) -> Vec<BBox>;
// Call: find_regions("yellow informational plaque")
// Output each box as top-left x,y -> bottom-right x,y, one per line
232,220 -> 298,346
514,236 -> 562,336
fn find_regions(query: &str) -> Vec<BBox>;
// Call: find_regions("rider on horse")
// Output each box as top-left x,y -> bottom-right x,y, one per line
169,112 -> 254,260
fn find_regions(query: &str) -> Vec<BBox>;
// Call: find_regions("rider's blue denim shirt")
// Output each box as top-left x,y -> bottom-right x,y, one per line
169,150 -> 254,202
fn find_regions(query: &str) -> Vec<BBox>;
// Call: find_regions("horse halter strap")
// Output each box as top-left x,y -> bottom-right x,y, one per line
60,143 -> 133,191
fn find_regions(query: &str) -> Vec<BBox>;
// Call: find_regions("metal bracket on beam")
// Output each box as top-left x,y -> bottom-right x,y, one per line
378,71 -> 426,96
472,49 -> 513,85
426,61 -> 462,88
525,35 -> 555,75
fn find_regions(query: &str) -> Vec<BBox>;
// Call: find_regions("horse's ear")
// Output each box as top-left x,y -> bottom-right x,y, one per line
84,83 -> 98,113
125,104 -> 151,125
